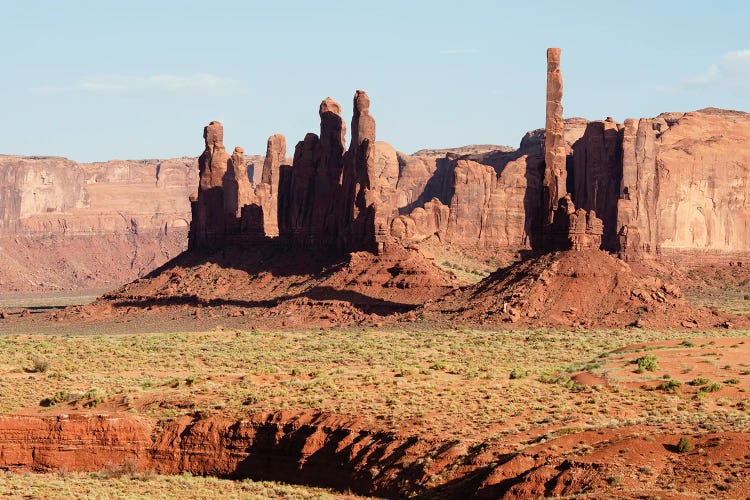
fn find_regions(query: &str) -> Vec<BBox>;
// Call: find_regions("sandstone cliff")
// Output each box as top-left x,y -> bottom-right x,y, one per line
4,101 -> 750,294
191,90 -> 400,255
571,108 -> 750,260
0,155 -> 200,292
391,107 -> 750,262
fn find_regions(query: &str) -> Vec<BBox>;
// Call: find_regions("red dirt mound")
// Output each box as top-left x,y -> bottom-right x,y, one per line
79,243 -> 457,328
427,249 -> 746,329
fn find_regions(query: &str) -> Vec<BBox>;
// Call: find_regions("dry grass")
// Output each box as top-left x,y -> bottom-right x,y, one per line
1,327 -> 748,444
0,470 -> 365,499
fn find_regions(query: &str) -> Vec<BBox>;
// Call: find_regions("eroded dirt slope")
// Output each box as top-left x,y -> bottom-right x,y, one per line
428,249 -> 746,330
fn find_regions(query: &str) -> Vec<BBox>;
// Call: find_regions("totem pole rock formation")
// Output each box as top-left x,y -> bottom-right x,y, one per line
541,48 -> 603,252
277,97 -> 346,249
255,134 -> 286,237
188,90 -> 399,255
543,48 -> 566,225
344,90 -> 398,253
190,120 -> 230,250
224,146 -> 256,224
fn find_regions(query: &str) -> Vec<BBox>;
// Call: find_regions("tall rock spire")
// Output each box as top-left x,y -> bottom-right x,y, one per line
189,120 -> 229,250
256,134 -> 286,237
544,47 -> 566,224
540,48 -> 603,252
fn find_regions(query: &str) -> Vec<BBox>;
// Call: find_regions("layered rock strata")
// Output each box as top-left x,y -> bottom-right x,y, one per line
190,91 -> 399,254
571,108 -> 750,260
0,155 -> 200,292
540,47 -> 603,251
190,121 -> 230,250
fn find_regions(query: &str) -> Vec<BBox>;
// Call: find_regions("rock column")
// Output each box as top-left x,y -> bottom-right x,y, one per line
544,48 -> 566,224
256,134 -> 286,237
541,48 -> 603,252
190,120 -> 230,250
223,146 -> 256,222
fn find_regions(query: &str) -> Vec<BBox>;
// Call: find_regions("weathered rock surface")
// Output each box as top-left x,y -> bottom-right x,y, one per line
190,121 -> 230,250
539,47 -> 603,252
571,108 -> 750,260
394,153 -> 453,214
392,146 -> 543,251
0,155 -> 200,292
190,90 -> 400,254
429,249 -> 740,329
0,156 -> 89,232
344,91 -> 399,253
255,133 -> 286,237
413,144 -> 514,157
1,413 -> 748,499
223,146 -> 256,225
543,47 -> 567,224
571,118 -> 623,250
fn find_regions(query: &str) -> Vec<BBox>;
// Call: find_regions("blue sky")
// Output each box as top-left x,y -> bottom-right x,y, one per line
2,0 -> 748,161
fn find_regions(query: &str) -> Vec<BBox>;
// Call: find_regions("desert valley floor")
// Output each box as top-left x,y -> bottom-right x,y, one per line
0,252 -> 749,499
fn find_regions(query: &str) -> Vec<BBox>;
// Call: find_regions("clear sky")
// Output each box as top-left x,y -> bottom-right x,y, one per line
2,0 -> 748,162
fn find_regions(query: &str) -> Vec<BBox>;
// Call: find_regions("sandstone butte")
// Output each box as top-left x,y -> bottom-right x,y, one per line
0,50 -> 749,296
55,48 -> 740,333
183,48 -> 750,270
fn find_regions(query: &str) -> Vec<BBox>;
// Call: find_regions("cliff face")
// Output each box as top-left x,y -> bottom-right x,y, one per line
570,108 -> 750,259
0,155 -> 199,292
3,100 -> 750,294
391,154 -> 542,250
0,155 -> 197,236
646,109 -> 750,255
0,156 -> 89,233
390,108 -> 750,261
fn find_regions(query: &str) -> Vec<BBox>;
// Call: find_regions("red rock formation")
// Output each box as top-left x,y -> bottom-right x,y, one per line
570,108 -> 750,261
392,149 -> 544,251
255,134 -> 286,237
571,118 -> 623,250
275,91 -> 399,254
2,412 -> 748,499
191,121 -> 230,250
223,146 -> 257,226
391,198 -> 450,242
543,48 -> 567,225
548,194 -> 604,251
0,155 -> 197,292
446,160 -> 495,243
343,91 -> 398,253
277,98 -> 342,249
539,47 -> 603,252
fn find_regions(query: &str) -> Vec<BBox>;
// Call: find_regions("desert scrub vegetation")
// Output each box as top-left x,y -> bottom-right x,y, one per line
676,436 -> 693,453
633,354 -> 659,373
0,329 -> 748,441
0,470 -> 366,499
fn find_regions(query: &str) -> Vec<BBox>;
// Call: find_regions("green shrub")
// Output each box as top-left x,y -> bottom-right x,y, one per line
677,436 -> 693,453
657,379 -> 682,393
634,354 -> 658,373
509,368 -> 528,380
39,390 -> 70,407
701,382 -> 723,393
688,377 -> 710,386
29,357 -> 49,373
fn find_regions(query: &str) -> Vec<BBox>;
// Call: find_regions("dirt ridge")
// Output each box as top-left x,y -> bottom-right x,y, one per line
1,412 -> 749,498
